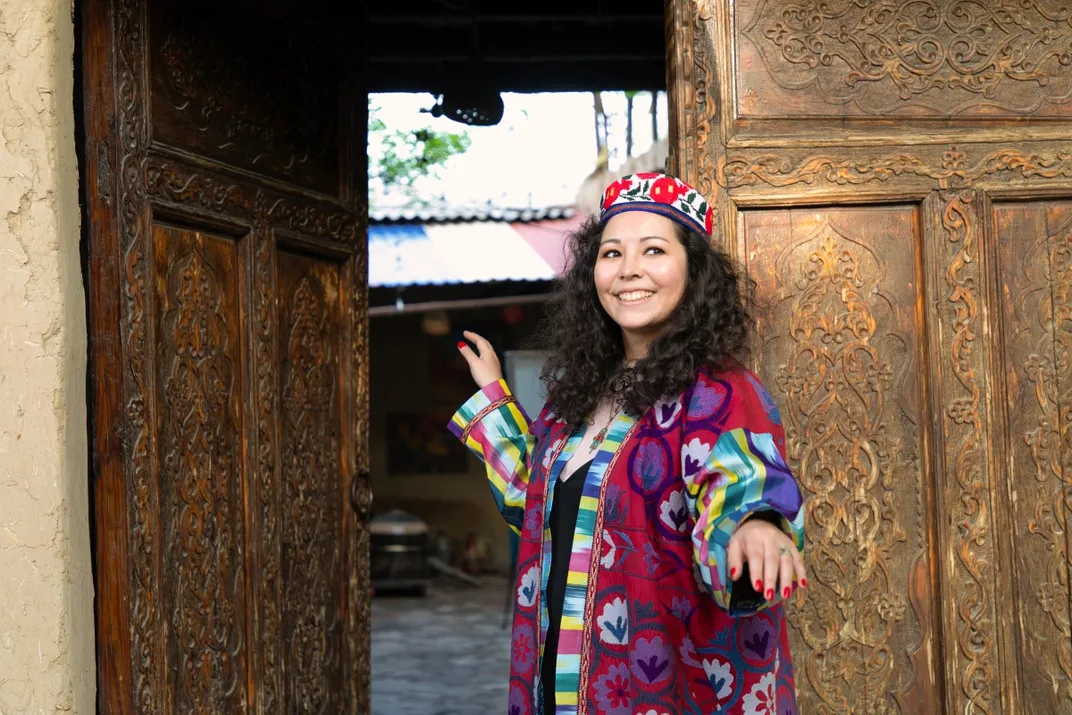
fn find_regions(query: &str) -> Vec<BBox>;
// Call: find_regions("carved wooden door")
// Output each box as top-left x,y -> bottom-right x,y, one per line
668,1 -> 1072,713
81,0 -> 371,712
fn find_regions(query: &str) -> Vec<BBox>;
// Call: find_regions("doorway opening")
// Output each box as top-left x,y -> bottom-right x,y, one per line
366,4 -> 668,712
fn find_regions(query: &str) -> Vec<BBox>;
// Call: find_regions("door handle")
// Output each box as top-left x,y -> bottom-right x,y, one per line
350,467 -> 372,520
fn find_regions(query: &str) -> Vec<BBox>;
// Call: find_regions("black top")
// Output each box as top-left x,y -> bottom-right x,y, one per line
540,458 -> 593,712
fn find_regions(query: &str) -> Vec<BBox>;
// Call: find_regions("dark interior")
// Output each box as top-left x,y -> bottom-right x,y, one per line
366,0 -> 666,93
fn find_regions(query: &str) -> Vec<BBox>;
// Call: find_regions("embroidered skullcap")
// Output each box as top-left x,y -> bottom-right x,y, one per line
599,173 -> 714,235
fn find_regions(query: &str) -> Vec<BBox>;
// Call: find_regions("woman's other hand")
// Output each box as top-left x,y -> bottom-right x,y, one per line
458,331 -> 504,389
727,517 -> 807,602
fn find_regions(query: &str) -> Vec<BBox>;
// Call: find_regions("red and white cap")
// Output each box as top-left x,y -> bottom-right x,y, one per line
599,173 -> 714,235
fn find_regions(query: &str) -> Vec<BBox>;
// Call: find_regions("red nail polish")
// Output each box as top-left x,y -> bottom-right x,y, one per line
457,341 -> 467,349
729,567 -> 737,579
766,589 -> 774,600
755,579 -> 762,591
801,578 -> 808,588
783,587 -> 791,599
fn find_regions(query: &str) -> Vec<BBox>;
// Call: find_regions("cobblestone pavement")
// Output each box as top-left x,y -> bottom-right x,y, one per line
372,578 -> 512,715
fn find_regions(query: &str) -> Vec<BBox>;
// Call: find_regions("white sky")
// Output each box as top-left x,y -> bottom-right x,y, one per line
368,91 -> 669,209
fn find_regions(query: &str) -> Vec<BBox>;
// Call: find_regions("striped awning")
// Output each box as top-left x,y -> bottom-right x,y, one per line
368,214 -> 584,288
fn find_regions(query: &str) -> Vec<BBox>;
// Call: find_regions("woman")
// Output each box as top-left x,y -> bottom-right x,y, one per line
451,173 -> 806,715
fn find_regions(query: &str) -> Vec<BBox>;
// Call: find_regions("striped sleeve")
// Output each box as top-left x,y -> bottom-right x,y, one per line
685,374 -> 805,615
448,380 -> 534,535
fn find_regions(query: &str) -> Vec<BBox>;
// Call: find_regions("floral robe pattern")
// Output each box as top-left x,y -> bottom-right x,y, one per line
449,361 -> 805,715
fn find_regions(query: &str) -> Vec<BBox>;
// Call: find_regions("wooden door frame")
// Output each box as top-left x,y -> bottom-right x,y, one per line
80,0 -> 133,709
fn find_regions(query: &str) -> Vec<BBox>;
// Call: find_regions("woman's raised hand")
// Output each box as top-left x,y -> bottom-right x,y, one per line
457,331 -> 504,389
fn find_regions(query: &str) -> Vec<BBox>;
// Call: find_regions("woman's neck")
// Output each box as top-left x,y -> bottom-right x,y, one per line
621,329 -> 653,362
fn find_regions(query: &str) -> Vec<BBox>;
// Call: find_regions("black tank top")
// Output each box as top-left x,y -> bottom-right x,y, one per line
540,458 -> 594,712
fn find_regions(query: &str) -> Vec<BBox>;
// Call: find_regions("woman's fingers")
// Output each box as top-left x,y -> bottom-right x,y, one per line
726,535 -> 744,583
463,330 -> 490,357
778,546 -> 795,600
793,548 -> 808,590
762,544 -> 779,602
457,339 -> 482,371
458,331 -> 503,388
462,330 -> 498,369
731,519 -> 808,601
746,544 -> 764,596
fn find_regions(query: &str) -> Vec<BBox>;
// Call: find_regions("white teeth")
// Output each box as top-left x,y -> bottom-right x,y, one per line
617,291 -> 654,302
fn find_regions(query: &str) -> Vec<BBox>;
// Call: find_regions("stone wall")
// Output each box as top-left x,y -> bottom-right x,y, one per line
0,0 -> 95,711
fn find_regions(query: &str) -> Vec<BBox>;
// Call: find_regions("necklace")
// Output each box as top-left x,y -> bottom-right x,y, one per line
588,405 -> 620,451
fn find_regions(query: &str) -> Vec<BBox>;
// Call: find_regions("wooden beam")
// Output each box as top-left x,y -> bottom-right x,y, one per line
367,0 -> 660,19
368,59 -> 665,92
368,15 -> 661,25
367,21 -> 663,61
367,53 -> 665,63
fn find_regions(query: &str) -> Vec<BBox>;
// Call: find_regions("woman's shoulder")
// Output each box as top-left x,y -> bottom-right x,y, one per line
695,358 -> 759,388
531,402 -> 573,442
694,360 -> 780,415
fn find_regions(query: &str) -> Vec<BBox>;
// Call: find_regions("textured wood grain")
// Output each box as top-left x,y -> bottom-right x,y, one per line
82,0 -> 368,711
279,252 -> 346,714
147,0 -> 341,196
736,0 -> 1072,119
993,201 -> 1072,714
669,1 -> 1072,712
741,206 -> 937,715
152,224 -> 249,712
928,189 -> 1001,715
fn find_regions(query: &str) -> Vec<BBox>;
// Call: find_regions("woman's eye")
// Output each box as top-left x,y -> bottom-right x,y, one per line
602,250 -> 621,259
645,247 -> 664,255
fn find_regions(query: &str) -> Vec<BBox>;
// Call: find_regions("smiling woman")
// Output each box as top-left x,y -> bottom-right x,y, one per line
593,213 -> 688,362
540,175 -> 754,428
448,173 -> 809,715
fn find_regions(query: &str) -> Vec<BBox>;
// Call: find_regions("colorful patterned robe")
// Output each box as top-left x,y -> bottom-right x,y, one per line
449,361 -> 805,715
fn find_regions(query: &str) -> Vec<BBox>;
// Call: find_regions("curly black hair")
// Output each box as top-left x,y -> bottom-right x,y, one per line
535,215 -> 755,427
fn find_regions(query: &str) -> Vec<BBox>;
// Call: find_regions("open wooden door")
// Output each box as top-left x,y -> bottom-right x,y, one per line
81,0 -> 371,712
668,2 -> 1072,713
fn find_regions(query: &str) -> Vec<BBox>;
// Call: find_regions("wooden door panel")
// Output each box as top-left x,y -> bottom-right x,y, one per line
993,200 -> 1072,712
147,0 -> 342,197
740,206 -> 937,715
733,0 -> 1072,120
152,223 -> 251,713
278,250 -> 346,714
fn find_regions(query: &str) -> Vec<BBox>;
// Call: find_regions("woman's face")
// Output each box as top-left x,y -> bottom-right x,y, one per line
594,211 -> 688,357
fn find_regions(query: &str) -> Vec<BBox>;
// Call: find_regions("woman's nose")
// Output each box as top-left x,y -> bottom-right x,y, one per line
619,251 -> 642,279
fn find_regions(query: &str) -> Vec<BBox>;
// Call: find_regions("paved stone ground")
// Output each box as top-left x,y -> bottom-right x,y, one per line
372,578 -> 512,715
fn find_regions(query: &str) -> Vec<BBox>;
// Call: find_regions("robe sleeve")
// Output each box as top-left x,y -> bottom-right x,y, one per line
683,369 -> 806,615
448,379 -> 536,535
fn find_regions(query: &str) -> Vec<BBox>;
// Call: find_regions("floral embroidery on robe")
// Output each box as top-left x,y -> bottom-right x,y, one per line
450,361 -> 805,715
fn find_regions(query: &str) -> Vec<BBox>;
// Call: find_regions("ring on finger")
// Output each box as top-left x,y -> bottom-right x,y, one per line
778,547 -> 793,557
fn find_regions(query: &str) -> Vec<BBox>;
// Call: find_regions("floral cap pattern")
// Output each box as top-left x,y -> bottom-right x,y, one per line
599,172 -> 714,235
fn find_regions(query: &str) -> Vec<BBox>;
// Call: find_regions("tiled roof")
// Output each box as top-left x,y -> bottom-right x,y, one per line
370,205 -> 576,224
368,208 -> 585,287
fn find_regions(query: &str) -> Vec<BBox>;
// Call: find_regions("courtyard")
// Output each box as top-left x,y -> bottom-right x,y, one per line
372,579 -> 512,714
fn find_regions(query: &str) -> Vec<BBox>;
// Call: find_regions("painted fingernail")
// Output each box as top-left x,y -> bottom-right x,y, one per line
755,579 -> 763,591
766,589 -> 774,600
730,568 -> 737,579
457,341 -> 467,349
783,587 -> 791,599
801,578 -> 808,588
